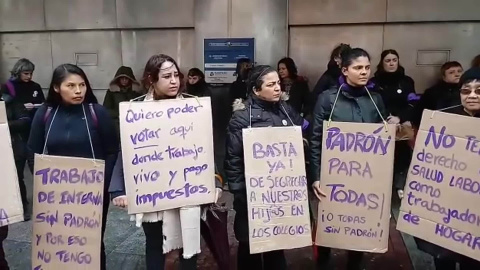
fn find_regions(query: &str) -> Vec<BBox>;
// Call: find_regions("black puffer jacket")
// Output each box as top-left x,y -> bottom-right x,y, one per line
309,84 -> 388,184
225,94 -> 304,192
411,81 -> 461,128
373,67 -> 416,123
1,93 -> 30,160
225,94 -> 305,241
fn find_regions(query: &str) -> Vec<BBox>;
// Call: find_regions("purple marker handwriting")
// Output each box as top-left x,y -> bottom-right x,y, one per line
325,127 -> 391,155
35,168 -> 104,185
130,128 -> 161,145
125,109 -> 164,124
166,103 -> 202,119
136,182 -> 209,207
183,164 -> 208,182
328,158 -> 373,179
266,160 -> 286,173
252,142 -> 298,159
415,149 -> 467,171
251,224 -> 310,238
425,126 -> 456,149
326,184 -> 379,210
170,123 -> 194,140
133,169 -> 160,185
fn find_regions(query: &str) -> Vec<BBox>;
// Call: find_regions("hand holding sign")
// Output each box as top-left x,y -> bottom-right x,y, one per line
312,181 -> 326,201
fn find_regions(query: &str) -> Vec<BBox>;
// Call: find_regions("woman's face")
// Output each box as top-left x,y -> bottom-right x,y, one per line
278,63 -> 289,79
460,79 -> 480,113
254,71 -> 281,102
119,77 -> 131,87
188,75 -> 200,85
334,55 -> 342,67
54,74 -> 86,105
443,66 -> 464,84
342,56 -> 371,87
382,53 -> 399,73
153,61 -> 179,98
20,71 -> 33,82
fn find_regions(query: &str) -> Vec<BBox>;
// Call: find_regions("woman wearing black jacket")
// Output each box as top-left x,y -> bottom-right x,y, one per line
278,57 -> 312,117
415,67 -> 480,270
225,65 -> 306,270
313,43 -> 351,100
27,64 -> 118,270
412,61 -> 464,128
0,88 -> 31,270
373,49 -> 416,197
309,48 -> 388,270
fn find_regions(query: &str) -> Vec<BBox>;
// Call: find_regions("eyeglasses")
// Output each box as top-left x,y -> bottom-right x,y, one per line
460,89 -> 480,95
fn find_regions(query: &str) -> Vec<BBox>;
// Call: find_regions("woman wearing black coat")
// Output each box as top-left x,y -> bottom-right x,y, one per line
414,67 -> 480,270
309,48 -> 388,270
225,65 -> 306,270
312,43 -> 351,100
411,61 -> 464,128
278,57 -> 312,117
373,49 -> 417,197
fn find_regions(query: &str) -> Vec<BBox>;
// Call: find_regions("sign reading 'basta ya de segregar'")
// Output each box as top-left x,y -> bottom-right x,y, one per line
316,121 -> 395,253
397,110 -> 480,261
119,97 -> 216,214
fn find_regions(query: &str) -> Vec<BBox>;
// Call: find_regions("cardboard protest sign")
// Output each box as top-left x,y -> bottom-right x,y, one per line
32,154 -> 105,270
0,101 -> 24,226
397,110 -> 480,261
119,98 -> 215,214
315,121 -> 395,253
243,127 -> 311,254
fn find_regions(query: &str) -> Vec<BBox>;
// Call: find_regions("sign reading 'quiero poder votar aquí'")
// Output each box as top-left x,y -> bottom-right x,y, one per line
398,110 -> 480,261
316,122 -> 395,253
119,98 -> 216,214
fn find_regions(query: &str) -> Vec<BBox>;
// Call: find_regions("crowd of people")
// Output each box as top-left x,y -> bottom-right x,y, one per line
0,44 -> 479,270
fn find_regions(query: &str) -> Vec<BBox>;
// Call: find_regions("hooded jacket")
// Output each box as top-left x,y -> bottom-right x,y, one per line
309,80 -> 388,183
411,80 -> 461,128
103,66 -> 142,129
373,67 -> 416,123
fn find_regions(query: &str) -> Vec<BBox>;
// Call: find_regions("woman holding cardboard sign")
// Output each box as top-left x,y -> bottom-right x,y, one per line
225,65 -> 307,270
27,64 -> 119,270
309,48 -> 388,270
414,68 -> 480,270
109,54 -> 223,270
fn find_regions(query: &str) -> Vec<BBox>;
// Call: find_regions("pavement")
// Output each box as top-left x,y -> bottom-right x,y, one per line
4,87 -> 438,269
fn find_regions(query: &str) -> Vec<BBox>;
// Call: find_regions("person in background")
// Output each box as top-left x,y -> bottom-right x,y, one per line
109,54 -> 223,270
103,66 -> 142,134
27,64 -> 118,270
278,57 -> 312,117
373,49 -> 416,198
312,43 -> 352,100
411,61 -> 464,128
415,67 -> 480,270
2,58 -> 45,216
3,58 -> 45,118
229,58 -> 252,107
225,65 -> 307,270
309,48 -> 388,270
0,86 -> 32,269
1,87 -> 31,220
186,68 -> 211,97
471,54 -> 480,68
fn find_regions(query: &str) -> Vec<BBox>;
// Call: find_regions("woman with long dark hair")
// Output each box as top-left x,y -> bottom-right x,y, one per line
309,48 -> 388,270
109,54 -> 223,270
373,49 -> 416,197
278,57 -> 312,116
27,64 -> 118,270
